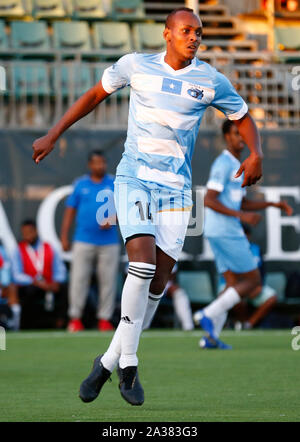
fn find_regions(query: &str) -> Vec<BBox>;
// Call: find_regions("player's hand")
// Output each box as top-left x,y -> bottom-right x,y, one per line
235,154 -> 263,187
100,221 -> 112,230
240,211 -> 262,226
33,279 -> 48,290
273,200 -> 293,216
99,215 -> 117,230
32,134 -> 55,164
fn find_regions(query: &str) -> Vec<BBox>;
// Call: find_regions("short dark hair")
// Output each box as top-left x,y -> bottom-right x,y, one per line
21,219 -> 36,228
88,150 -> 105,162
222,119 -> 235,137
165,7 -> 195,29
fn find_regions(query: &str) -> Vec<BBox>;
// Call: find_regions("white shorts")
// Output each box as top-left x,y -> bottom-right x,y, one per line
114,176 -> 192,261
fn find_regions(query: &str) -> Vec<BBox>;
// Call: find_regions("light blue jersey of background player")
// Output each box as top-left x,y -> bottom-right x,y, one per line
204,149 -> 257,274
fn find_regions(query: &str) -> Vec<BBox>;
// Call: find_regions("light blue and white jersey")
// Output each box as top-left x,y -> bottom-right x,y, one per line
101,52 -> 248,191
204,149 -> 246,237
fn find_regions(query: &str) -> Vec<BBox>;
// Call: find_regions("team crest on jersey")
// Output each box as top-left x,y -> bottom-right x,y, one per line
187,88 -> 204,100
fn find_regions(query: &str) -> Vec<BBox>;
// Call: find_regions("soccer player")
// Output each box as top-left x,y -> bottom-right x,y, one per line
61,150 -> 120,333
11,219 -> 67,329
231,224 -> 279,330
32,8 -> 263,405
193,119 -> 293,349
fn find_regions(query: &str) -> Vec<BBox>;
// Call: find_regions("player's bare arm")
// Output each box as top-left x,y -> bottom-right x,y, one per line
205,189 -> 262,226
241,198 -> 293,215
60,206 -> 77,251
32,82 -> 110,164
233,112 -> 263,187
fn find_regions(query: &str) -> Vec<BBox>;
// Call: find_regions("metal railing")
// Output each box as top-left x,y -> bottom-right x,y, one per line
0,52 -> 299,129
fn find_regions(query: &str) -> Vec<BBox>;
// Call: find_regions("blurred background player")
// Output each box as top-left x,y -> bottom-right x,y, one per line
194,119 -> 293,349
0,243 -> 20,330
11,219 -> 66,329
60,150 -> 120,332
230,224 -> 278,330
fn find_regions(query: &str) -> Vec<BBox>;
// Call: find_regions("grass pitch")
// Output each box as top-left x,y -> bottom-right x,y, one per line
0,329 -> 299,422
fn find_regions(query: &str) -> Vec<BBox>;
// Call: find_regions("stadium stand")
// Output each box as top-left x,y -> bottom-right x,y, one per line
274,25 -> 300,61
265,272 -> 286,303
32,0 -> 67,19
52,20 -> 91,52
0,0 -> 26,18
92,21 -> 133,58
71,0 -> 106,19
178,271 -> 215,305
110,0 -> 145,20
132,22 -> 165,52
0,0 -> 299,129
11,62 -> 50,97
274,26 -> 300,51
58,63 -> 93,98
0,19 -> 8,49
10,20 -> 51,60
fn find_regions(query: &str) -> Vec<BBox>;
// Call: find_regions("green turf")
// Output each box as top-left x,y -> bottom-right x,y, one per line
0,329 -> 299,422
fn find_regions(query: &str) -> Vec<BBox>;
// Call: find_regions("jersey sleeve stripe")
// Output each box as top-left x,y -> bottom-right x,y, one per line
227,101 -> 248,121
207,181 -> 224,192
101,70 -> 117,94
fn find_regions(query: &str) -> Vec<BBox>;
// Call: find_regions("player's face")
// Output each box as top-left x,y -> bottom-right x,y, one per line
88,155 -> 107,177
164,11 -> 202,61
22,225 -> 38,244
226,125 -> 244,152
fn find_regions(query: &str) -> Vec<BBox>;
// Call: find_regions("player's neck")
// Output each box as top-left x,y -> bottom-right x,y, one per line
164,52 -> 192,71
90,174 -> 104,183
227,147 -> 241,161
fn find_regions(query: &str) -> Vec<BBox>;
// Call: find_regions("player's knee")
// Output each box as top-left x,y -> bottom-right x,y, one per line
249,269 -> 262,288
150,275 -> 168,295
256,284 -> 263,295
250,271 -> 262,292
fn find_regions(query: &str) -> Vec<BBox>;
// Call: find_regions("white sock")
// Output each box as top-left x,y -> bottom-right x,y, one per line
7,304 -> 21,331
142,291 -> 164,330
204,287 -> 240,319
101,289 -> 162,371
172,288 -> 194,331
118,262 -> 156,369
213,312 -> 228,338
101,322 -> 122,372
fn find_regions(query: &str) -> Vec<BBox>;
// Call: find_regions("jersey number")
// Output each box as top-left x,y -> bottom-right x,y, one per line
135,201 -> 152,221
